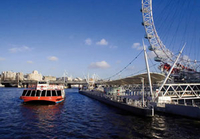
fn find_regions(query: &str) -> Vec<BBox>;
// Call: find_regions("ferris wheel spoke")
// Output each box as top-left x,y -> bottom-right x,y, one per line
141,0 -> 200,79
141,0 -> 174,63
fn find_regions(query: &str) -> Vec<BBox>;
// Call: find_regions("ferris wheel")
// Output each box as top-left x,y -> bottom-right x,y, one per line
141,0 -> 198,74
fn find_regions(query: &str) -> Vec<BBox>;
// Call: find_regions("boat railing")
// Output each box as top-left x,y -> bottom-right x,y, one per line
86,90 -> 150,108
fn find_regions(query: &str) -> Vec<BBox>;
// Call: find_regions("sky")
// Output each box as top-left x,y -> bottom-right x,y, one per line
0,0 -> 199,79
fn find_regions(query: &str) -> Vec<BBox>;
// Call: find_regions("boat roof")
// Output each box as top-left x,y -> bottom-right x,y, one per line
103,72 -> 166,85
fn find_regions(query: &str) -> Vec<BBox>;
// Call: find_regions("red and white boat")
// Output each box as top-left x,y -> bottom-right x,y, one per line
20,81 -> 65,103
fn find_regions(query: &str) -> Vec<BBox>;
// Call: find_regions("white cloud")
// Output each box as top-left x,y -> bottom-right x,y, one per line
27,61 -> 33,64
23,46 -> 30,50
48,56 -> 58,61
179,55 -> 191,66
132,43 -> 143,50
9,46 -> 32,53
182,55 -> 190,61
147,51 -> 156,59
85,38 -> 92,45
147,49 -> 175,63
147,50 -> 168,60
109,45 -> 118,49
156,50 -> 173,59
96,39 -> 108,46
0,57 -> 5,61
89,61 -> 110,69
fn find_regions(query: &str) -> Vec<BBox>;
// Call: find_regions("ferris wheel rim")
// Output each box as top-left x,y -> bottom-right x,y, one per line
141,0 -> 200,73
141,0 -> 174,63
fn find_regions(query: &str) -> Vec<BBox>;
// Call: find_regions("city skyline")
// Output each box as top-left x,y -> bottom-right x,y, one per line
0,0 -> 199,79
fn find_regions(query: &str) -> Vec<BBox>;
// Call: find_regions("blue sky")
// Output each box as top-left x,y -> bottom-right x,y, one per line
0,0 -> 199,79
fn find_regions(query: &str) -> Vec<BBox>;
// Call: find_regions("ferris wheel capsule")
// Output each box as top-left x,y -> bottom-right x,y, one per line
148,45 -> 156,51
142,0 -> 198,74
145,34 -> 153,39
154,56 -> 162,62
142,22 -> 151,26
142,0 -> 174,63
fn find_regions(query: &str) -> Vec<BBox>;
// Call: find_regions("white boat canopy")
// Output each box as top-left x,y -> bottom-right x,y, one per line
103,73 -> 166,85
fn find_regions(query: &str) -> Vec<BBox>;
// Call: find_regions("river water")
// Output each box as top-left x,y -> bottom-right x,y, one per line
0,88 -> 200,139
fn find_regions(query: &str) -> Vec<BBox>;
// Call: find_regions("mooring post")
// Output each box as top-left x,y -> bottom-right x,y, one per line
141,77 -> 144,107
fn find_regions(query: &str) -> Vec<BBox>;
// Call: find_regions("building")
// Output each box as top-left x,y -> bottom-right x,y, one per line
27,70 -> 42,81
73,77 -> 83,81
16,72 -> 24,81
43,76 -> 56,81
1,71 -> 17,80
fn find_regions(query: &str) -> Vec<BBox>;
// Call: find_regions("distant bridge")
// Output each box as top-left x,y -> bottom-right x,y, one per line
0,80 -> 89,87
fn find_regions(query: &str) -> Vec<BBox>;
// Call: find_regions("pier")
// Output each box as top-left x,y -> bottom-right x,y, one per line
79,90 -> 154,117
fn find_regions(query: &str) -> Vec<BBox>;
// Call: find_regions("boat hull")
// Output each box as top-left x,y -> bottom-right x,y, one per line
20,96 -> 64,103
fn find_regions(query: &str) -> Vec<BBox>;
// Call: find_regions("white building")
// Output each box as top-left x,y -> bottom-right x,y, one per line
1,71 -> 17,80
16,72 -> 24,81
43,76 -> 56,81
73,77 -> 83,81
67,77 -> 73,81
27,70 -> 42,81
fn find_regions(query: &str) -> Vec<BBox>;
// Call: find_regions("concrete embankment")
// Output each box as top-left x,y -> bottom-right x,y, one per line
79,91 -> 154,117
80,91 -> 200,120
155,103 -> 200,120
155,104 -> 200,119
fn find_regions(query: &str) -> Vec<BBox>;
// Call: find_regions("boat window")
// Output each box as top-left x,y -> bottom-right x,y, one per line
22,90 -> 27,96
31,90 -> 36,96
41,90 -> 46,96
47,90 -> 51,96
36,90 -> 41,96
57,90 -> 61,96
52,90 -> 57,96
26,90 -> 32,96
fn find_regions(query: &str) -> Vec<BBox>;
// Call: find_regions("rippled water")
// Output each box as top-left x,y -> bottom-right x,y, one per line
0,88 -> 200,139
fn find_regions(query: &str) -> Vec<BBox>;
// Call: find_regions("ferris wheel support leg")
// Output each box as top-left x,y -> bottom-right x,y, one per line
143,40 -> 153,99
155,43 -> 186,101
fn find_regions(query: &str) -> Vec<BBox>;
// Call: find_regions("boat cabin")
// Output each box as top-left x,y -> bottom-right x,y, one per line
21,89 -> 62,97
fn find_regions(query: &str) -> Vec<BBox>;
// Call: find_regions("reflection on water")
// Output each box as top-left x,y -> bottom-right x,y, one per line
0,88 -> 200,139
21,102 -> 64,130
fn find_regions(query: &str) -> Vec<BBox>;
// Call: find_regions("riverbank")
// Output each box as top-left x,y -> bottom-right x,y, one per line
80,90 -> 200,120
